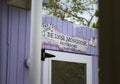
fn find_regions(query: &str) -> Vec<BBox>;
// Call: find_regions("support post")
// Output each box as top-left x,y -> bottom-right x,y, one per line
29,0 -> 42,84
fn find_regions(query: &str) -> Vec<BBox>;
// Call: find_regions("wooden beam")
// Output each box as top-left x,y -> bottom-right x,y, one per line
7,0 -> 49,10
7,0 -> 31,10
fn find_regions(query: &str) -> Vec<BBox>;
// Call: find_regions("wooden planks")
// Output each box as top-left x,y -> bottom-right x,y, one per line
0,0 -> 8,84
7,6 -> 30,84
0,0 -> 30,84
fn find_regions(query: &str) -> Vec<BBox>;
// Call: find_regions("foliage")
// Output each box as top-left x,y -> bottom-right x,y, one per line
43,0 -> 99,28
91,10 -> 99,28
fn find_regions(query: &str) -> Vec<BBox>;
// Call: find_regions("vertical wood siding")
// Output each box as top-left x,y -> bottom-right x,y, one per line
7,7 -> 30,84
0,0 -> 8,84
0,0 -> 30,84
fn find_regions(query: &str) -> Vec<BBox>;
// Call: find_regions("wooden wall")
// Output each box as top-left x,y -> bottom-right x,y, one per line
0,0 -> 30,84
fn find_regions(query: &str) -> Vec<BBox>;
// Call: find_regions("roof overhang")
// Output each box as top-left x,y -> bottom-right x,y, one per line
7,0 -> 49,10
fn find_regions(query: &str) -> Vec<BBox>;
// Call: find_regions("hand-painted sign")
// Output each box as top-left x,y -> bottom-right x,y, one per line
42,23 -> 97,52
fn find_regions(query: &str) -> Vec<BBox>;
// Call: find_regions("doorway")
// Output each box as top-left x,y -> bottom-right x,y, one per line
42,50 -> 93,84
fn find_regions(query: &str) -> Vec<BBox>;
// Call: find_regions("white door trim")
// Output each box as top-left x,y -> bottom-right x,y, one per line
43,50 -> 93,84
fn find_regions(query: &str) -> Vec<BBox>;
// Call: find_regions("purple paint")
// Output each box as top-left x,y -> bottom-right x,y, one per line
16,9 -> 26,84
72,24 -> 77,37
62,20 -> 68,51
51,17 -> 58,49
95,29 -> 99,55
55,18 -> 63,50
7,6 -> 12,84
45,16 -> 52,49
67,22 -> 73,36
9,7 -> 19,84
67,22 -> 73,52
78,26 -> 84,38
0,1 -> 31,84
0,1 -> 8,84
86,28 -> 91,54
62,20 -> 68,34
42,17 -> 98,55
42,17 -> 46,24
92,56 -> 98,84
57,18 -> 63,33
90,28 -> 95,55
42,17 -> 46,49
24,11 -> 31,84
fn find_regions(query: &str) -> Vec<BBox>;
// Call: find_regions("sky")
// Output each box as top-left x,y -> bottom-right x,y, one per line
42,0 -> 98,27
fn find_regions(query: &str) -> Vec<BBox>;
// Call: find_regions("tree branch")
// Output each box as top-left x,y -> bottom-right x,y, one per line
88,15 -> 94,27
55,4 -> 89,24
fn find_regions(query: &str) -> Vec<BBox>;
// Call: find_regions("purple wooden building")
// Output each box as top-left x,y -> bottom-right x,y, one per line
0,0 -> 98,84
41,16 -> 98,84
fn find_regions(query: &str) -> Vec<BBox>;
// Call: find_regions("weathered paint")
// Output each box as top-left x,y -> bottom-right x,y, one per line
0,0 -> 98,84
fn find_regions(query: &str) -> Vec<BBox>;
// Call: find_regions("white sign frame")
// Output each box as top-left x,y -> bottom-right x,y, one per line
42,23 -> 97,52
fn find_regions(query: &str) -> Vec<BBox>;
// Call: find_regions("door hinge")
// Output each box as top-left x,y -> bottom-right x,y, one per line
41,49 -> 56,61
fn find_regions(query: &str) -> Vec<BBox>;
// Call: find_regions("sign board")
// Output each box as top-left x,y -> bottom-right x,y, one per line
42,21 -> 97,53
